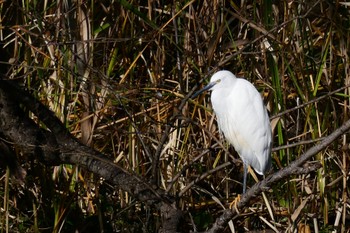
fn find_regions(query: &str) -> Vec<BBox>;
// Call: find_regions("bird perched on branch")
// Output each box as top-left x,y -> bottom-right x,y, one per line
193,70 -> 272,194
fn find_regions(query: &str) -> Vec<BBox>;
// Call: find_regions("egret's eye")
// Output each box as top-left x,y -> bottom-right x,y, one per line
216,79 -> 221,84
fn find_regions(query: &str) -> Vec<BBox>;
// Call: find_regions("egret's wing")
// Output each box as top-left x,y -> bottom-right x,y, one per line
212,79 -> 271,174
249,83 -> 272,174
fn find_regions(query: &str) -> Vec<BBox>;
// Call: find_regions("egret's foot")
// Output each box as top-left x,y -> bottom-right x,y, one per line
229,194 -> 241,213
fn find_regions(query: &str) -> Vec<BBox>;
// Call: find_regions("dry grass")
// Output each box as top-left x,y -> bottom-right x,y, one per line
0,0 -> 349,232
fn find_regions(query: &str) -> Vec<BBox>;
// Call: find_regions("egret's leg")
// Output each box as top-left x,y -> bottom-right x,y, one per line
229,163 -> 248,210
243,163 -> 247,194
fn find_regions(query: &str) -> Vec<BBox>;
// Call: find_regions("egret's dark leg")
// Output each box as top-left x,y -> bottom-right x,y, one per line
243,163 -> 247,194
230,163 -> 247,210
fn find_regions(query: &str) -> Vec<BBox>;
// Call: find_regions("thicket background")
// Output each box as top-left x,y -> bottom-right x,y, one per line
0,0 -> 349,232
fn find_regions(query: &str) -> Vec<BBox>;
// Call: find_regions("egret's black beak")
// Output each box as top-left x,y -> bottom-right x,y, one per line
192,82 -> 216,98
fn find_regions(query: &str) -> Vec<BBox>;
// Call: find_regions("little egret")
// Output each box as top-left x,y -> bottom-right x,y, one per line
193,70 -> 272,194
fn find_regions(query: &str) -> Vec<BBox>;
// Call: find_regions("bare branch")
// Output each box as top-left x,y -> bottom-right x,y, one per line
205,118 -> 350,233
0,80 -> 166,203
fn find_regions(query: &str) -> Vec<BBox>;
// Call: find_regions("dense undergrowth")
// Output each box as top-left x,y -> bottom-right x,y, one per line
0,0 -> 349,232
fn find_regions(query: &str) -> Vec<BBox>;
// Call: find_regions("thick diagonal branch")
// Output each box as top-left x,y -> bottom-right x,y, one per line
205,118 -> 350,233
0,80 -> 167,203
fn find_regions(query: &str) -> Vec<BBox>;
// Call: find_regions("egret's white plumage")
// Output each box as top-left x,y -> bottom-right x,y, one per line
193,70 -> 272,193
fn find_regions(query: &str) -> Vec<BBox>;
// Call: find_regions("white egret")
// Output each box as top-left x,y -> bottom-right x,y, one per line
193,70 -> 272,194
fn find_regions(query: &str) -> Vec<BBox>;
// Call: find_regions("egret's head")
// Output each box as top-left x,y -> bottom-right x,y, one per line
192,70 -> 236,98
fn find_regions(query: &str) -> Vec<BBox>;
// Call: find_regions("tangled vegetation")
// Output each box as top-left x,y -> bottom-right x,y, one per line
0,0 -> 349,232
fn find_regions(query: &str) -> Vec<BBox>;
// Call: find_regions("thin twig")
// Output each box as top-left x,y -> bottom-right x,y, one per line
270,84 -> 350,120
